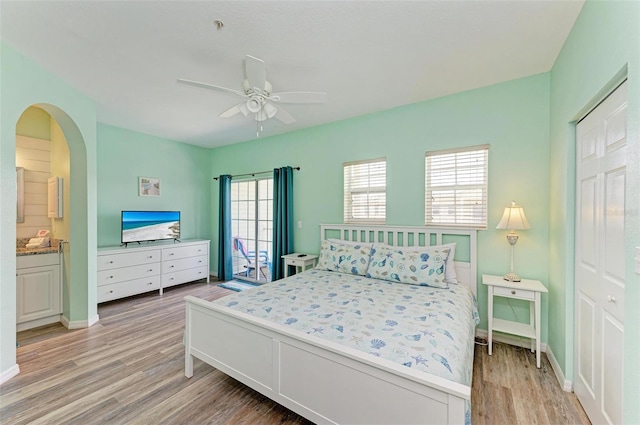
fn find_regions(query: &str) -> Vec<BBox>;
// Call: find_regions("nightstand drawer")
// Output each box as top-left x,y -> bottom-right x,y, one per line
494,286 -> 534,300
287,257 -> 310,267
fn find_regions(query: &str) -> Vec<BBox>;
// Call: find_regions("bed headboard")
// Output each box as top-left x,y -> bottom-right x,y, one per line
320,224 -> 478,297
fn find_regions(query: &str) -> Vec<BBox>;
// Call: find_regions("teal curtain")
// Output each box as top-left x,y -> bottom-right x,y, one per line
217,175 -> 233,281
272,167 -> 294,280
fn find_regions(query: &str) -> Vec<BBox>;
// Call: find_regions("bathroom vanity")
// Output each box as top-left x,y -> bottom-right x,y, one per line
16,249 -> 62,332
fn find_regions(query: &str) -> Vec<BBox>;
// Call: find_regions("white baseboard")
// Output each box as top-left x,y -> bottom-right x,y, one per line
545,344 -> 573,392
475,328 -> 548,352
0,364 -> 20,385
61,314 -> 100,329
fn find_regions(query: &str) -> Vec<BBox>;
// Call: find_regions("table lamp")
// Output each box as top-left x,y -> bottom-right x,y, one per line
496,201 -> 530,282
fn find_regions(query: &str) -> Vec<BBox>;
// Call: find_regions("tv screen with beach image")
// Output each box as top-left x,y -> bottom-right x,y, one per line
121,211 -> 180,243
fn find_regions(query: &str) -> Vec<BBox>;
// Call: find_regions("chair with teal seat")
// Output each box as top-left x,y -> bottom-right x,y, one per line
233,237 -> 271,280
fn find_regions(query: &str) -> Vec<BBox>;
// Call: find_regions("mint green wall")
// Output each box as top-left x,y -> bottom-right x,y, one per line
210,73 -> 551,340
97,124 -> 212,249
548,1 -> 640,422
16,106 -> 51,139
0,42 -> 97,379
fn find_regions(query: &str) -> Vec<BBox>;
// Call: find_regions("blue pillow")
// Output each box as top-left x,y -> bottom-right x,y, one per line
366,244 -> 450,288
316,239 -> 372,276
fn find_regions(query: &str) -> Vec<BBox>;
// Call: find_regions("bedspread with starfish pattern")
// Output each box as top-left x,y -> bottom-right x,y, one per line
215,269 -> 479,388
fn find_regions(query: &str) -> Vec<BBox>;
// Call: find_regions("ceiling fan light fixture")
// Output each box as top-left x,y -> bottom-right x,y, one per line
263,102 -> 277,119
246,97 -> 262,113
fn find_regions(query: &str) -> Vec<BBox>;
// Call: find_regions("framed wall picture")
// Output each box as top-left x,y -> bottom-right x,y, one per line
139,177 -> 160,197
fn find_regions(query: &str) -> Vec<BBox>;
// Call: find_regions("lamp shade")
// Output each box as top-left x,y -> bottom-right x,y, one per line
496,201 -> 531,230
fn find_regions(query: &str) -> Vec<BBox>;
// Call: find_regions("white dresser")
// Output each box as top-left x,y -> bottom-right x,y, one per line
97,239 -> 210,303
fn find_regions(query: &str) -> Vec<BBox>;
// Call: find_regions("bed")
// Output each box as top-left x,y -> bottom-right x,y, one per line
184,224 -> 478,425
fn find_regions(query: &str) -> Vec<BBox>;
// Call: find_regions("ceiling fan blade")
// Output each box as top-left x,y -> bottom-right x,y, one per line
269,91 -> 327,104
177,78 -> 245,97
273,104 -> 296,125
245,55 -> 267,94
218,102 -> 244,118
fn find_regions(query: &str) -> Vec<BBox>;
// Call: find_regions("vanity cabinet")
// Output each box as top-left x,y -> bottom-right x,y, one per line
16,253 -> 62,331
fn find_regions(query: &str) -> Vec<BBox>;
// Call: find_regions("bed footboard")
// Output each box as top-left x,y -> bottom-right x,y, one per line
185,296 -> 469,425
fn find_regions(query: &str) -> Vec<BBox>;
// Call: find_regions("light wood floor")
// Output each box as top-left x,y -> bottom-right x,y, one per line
2,280 -> 590,425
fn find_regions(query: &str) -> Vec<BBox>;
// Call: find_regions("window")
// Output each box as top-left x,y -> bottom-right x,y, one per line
425,145 -> 489,228
344,158 -> 386,224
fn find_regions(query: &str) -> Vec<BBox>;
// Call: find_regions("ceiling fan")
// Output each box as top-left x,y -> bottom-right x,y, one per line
177,55 -> 326,135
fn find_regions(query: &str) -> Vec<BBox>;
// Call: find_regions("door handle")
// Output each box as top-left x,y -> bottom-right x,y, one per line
607,295 -> 616,303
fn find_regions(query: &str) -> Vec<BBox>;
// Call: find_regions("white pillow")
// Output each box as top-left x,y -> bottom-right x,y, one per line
439,243 -> 458,284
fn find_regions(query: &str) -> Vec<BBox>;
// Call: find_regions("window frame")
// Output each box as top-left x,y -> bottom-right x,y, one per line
425,145 -> 489,229
343,157 -> 386,225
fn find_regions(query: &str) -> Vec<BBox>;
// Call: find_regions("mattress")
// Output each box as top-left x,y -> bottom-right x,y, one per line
215,269 -> 480,387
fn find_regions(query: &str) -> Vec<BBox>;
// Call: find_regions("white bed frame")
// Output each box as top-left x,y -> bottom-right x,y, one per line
185,224 -> 477,425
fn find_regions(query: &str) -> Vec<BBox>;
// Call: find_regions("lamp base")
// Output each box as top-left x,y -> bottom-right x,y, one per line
503,272 -> 521,282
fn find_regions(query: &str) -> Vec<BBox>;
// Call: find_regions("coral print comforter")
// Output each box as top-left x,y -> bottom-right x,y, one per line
215,269 -> 480,387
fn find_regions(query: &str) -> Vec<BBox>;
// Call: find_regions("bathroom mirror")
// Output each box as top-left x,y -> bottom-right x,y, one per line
17,167 -> 24,223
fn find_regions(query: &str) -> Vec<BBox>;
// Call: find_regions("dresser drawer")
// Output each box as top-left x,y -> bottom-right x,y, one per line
98,249 -> 160,271
162,266 -> 209,288
494,286 -> 535,301
98,276 -> 161,303
162,243 -> 208,261
162,255 -> 208,274
97,263 -> 161,286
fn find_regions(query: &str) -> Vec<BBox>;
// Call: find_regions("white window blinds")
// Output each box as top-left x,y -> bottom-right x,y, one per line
425,145 -> 489,228
344,158 -> 386,224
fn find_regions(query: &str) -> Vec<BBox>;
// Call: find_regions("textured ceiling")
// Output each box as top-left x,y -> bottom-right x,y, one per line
0,1 -> 584,148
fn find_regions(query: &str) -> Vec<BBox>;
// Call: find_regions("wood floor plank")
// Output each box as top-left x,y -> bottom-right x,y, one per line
1,281 -> 590,425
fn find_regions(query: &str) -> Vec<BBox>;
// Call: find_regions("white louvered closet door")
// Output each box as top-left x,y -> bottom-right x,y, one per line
574,80 -> 627,425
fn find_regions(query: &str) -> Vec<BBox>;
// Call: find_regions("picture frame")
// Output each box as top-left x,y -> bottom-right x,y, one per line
139,177 -> 160,197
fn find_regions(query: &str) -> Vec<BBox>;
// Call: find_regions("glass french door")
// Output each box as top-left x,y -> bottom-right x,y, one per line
230,178 -> 273,283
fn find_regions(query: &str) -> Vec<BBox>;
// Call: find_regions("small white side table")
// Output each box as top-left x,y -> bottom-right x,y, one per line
482,274 -> 548,368
281,253 -> 318,278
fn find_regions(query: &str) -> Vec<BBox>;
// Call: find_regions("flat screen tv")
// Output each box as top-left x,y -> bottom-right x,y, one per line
121,210 -> 180,245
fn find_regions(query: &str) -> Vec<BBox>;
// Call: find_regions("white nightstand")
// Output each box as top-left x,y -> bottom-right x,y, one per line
482,274 -> 548,368
281,253 -> 318,278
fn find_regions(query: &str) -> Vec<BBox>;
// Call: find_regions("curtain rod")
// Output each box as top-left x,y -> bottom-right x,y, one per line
213,166 -> 300,180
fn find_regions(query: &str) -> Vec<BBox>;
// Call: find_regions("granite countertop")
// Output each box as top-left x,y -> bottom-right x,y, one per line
16,238 -> 61,256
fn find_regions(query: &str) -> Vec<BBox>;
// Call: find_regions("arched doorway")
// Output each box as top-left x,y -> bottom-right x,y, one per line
14,103 -> 96,343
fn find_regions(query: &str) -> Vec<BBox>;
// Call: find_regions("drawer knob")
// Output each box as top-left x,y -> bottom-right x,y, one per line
170,253 -> 174,256
511,290 -> 516,295
170,265 -> 174,268
109,275 -> 114,279
109,290 -> 114,293
148,282 -> 153,285
148,269 -> 153,272
109,261 -> 114,264
607,295 -> 617,303
148,256 -> 153,259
